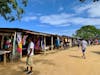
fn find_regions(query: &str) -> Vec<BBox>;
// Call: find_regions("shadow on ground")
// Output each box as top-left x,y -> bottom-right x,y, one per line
21,58 -> 55,66
69,55 -> 81,59
43,50 -> 60,55
91,51 -> 100,55
34,59 -> 55,66
0,64 -> 40,75
19,66 -> 40,75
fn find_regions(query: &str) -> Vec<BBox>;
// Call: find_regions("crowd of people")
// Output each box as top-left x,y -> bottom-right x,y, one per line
77,39 -> 100,47
54,38 -> 71,50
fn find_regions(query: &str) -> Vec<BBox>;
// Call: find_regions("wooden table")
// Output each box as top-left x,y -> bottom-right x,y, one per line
0,50 -> 11,65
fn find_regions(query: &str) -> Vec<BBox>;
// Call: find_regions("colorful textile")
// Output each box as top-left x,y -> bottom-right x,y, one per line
34,38 -> 40,50
17,33 -> 22,53
22,35 -> 28,45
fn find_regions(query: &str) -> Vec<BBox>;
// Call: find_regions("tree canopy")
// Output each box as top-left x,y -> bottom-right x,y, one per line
0,0 -> 28,22
74,25 -> 100,40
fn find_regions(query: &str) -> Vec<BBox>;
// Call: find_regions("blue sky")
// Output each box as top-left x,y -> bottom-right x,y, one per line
0,0 -> 100,36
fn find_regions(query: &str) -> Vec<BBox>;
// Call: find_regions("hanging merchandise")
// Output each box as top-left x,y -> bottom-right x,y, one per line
22,35 -> 28,45
17,32 -> 22,53
34,37 -> 40,51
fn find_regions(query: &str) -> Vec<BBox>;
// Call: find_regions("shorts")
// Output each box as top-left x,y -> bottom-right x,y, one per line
82,48 -> 86,52
26,56 -> 33,66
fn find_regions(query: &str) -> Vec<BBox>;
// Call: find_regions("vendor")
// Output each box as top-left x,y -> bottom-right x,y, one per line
4,37 -> 12,62
5,37 -> 12,50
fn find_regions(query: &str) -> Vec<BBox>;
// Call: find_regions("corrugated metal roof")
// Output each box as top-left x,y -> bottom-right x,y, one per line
0,28 -> 73,38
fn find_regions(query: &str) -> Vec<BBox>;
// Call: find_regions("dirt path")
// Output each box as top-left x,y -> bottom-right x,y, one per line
0,45 -> 100,75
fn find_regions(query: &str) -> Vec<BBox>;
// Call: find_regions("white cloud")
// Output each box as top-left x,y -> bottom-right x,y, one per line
87,3 -> 100,17
64,17 -> 100,26
39,12 -> 100,26
74,4 -> 92,13
74,1 -> 100,17
37,24 -> 70,27
70,17 -> 100,25
21,16 -> 37,22
40,13 -> 74,26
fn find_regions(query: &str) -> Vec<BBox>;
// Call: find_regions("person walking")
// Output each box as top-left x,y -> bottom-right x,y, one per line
24,37 -> 34,74
81,39 -> 87,59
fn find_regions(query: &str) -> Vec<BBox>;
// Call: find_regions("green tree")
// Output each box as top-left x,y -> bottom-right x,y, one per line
74,25 -> 99,40
0,0 -> 28,22
96,29 -> 100,39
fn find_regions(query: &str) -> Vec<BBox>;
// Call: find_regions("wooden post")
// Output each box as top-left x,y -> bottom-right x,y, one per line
1,35 -> 4,49
67,37 -> 69,42
57,36 -> 60,49
13,32 -> 16,56
69,38 -> 71,47
20,50 -> 22,60
43,36 -> 46,54
12,32 -> 16,62
72,38 -> 73,47
4,53 -> 6,65
51,36 -> 53,50
67,37 -> 69,47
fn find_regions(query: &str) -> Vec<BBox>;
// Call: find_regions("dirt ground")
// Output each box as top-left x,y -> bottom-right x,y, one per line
0,45 -> 100,75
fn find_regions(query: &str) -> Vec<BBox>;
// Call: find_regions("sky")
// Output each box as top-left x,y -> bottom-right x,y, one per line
0,0 -> 100,36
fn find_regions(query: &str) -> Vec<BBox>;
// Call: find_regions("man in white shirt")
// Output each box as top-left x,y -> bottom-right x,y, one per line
24,37 -> 34,74
81,39 -> 87,59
